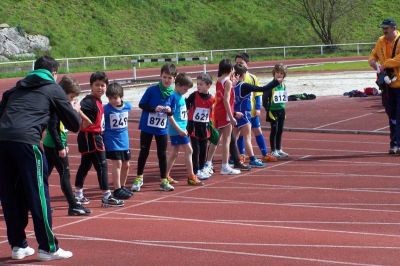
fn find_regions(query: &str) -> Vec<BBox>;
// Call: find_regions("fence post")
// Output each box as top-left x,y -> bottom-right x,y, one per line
357,43 -> 360,55
320,45 -> 324,55
138,55 -> 141,68
66,59 -> 70,73
176,53 -> 179,64
283,47 -> 286,58
32,60 -> 35,71
133,65 -> 137,80
103,57 -> 106,70
203,61 -> 207,73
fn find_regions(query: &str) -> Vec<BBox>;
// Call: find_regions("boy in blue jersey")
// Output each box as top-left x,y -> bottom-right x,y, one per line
232,64 -> 282,167
235,53 -> 278,163
103,82 -> 133,200
131,63 -> 176,192
166,73 -> 204,186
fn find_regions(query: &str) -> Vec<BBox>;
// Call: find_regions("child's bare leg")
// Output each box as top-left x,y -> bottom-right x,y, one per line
220,125 -> 232,165
184,143 -> 195,176
242,124 -> 255,157
166,145 -> 180,177
112,160 -> 122,189
120,160 -> 130,187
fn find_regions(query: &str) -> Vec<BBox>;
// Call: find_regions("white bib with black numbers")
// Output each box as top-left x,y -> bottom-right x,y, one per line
110,112 -> 128,129
193,107 -> 210,122
147,112 -> 167,128
273,90 -> 288,103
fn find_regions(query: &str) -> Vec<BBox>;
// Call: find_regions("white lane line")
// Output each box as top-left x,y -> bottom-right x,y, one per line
50,233 -> 383,266
313,113 -> 377,129
216,220 -> 400,226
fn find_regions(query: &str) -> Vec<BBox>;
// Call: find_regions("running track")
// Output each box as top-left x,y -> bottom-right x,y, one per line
1,95 -> 400,265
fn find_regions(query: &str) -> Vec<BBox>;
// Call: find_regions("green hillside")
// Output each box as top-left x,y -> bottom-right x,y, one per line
0,0 -> 399,58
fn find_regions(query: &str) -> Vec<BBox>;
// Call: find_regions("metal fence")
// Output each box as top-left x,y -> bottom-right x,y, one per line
0,42 -> 374,75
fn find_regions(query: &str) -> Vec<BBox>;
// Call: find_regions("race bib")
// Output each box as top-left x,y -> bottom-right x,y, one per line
273,90 -> 288,103
110,112 -> 128,129
147,112 -> 167,128
193,107 -> 210,122
180,105 -> 187,120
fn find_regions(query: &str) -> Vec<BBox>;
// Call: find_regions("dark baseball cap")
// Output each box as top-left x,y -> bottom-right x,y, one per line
380,18 -> 397,28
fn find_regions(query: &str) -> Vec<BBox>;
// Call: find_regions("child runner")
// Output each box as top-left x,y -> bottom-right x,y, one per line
131,63 -> 176,192
263,63 -> 289,158
166,73 -> 204,186
232,64 -> 281,167
186,73 -> 214,180
213,59 -> 241,175
43,76 -> 91,216
103,82 -> 133,200
75,71 -> 124,207
235,53 -> 278,163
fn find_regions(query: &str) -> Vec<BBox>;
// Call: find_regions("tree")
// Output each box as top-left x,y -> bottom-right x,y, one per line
284,0 -> 369,45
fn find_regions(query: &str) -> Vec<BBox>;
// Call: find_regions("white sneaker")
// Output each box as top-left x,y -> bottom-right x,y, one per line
270,150 -> 281,158
220,166 -> 241,175
203,163 -> 214,175
11,246 -> 35,260
197,169 -> 210,180
38,248 -> 73,261
278,149 -> 289,158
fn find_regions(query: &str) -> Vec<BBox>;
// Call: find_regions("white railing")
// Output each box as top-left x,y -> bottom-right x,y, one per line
0,42 -> 374,74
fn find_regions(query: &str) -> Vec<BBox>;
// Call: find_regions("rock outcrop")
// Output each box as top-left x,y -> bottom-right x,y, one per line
0,25 -> 51,60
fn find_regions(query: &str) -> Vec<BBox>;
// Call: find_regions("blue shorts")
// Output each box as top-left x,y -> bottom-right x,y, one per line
236,111 -> 251,128
251,116 -> 261,128
170,135 -> 190,145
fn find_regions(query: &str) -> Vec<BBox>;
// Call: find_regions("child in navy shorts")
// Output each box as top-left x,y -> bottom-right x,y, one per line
166,73 -> 203,186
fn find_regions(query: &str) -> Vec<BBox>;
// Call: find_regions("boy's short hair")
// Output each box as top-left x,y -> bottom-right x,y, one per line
90,71 -> 109,86
197,73 -> 213,85
34,55 -> 59,73
175,73 -> 193,88
106,82 -> 124,98
59,76 -> 81,95
272,63 -> 288,78
160,63 -> 177,77
234,64 -> 247,77
218,59 -> 233,77
235,52 -> 250,63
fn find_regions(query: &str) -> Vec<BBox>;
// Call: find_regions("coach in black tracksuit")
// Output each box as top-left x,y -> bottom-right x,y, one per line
0,56 -> 80,256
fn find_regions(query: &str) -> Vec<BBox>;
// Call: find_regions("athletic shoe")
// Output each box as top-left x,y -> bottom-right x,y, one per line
203,163 -> 214,175
233,162 -> 251,171
101,195 -> 124,207
263,153 -> 278,162
113,188 -> 132,200
278,150 -> 289,158
187,175 -> 204,186
249,158 -> 266,168
239,154 -> 247,163
196,169 -> 210,180
11,246 -> 35,260
167,176 -> 179,184
121,186 -> 134,196
131,176 -> 143,192
75,196 -> 90,205
68,204 -> 91,216
38,248 -> 73,261
160,179 -> 174,191
221,165 -> 241,175
270,150 -> 281,158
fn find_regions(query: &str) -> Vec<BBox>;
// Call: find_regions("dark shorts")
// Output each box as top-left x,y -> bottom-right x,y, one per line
170,135 -> 190,145
106,150 -> 131,161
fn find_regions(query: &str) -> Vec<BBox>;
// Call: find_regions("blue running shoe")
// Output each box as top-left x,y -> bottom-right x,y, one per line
249,158 -> 266,168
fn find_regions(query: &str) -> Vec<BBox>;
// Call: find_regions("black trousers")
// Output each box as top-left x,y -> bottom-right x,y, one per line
44,146 -> 76,207
191,137 -> 208,172
0,141 -> 58,252
75,151 -> 108,190
137,131 -> 168,179
269,109 -> 286,151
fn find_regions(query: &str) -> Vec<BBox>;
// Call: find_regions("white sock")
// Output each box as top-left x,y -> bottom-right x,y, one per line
222,163 -> 229,169
205,161 -> 212,167
75,188 -> 83,198
103,190 -> 111,199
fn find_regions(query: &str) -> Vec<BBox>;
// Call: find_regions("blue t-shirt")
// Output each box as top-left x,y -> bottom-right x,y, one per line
139,84 -> 174,135
103,101 -> 132,151
234,82 -> 252,114
168,91 -> 187,136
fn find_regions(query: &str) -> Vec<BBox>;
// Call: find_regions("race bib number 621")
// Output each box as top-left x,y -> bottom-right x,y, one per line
147,112 -> 167,128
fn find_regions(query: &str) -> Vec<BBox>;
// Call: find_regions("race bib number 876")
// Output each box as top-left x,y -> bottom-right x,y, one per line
147,112 -> 167,128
